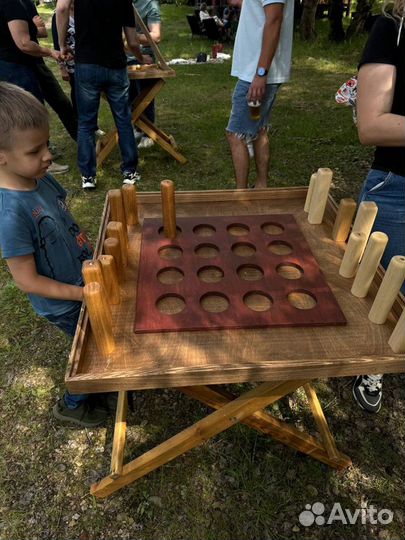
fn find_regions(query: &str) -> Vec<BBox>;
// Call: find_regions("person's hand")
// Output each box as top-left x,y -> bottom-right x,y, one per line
248,75 -> 266,103
60,66 -> 70,81
60,46 -> 73,62
50,49 -> 62,61
142,54 -> 153,65
33,15 -> 46,30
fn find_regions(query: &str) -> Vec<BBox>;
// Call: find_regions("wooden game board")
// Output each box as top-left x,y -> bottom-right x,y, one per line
135,214 -> 346,333
66,187 -> 404,498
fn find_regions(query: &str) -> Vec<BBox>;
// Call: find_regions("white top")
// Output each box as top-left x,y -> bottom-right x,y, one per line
199,10 -> 210,21
231,0 -> 294,84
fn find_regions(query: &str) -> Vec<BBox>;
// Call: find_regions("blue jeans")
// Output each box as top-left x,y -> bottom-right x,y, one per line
45,302 -> 87,408
0,59 -> 43,102
75,63 -> 137,177
358,169 -> 405,291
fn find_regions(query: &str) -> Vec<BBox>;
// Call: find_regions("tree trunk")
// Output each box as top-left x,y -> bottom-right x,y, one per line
346,0 -> 374,37
329,0 -> 345,41
300,0 -> 320,41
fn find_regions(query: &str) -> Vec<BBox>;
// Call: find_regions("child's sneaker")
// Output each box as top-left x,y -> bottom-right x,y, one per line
122,170 -> 141,185
138,136 -> 154,149
52,398 -> 107,427
352,374 -> 383,413
82,175 -> 97,189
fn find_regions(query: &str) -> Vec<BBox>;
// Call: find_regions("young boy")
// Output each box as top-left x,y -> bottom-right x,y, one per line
0,82 -> 107,427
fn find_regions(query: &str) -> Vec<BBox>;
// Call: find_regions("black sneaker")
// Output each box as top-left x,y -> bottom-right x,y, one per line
122,171 -> 141,185
352,374 -> 383,413
82,175 -> 97,189
52,398 -> 107,427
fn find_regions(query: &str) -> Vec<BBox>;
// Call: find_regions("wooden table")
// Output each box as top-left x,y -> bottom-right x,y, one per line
66,187 -> 404,498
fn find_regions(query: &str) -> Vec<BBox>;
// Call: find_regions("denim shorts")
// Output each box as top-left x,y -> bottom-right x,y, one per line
226,79 -> 281,142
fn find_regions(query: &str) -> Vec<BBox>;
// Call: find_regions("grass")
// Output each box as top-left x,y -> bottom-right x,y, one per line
0,5 -> 404,540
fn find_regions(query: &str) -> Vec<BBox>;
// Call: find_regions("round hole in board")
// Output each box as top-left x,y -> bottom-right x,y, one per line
227,223 -> 250,236
268,241 -> 293,255
193,224 -> 216,237
276,263 -> 304,280
261,222 -> 284,235
157,267 -> 184,285
200,292 -> 229,313
158,226 -> 182,236
156,294 -> 186,315
232,242 -> 256,257
237,264 -> 264,282
194,243 -> 219,259
198,266 -> 224,283
287,290 -> 317,310
244,291 -> 273,312
158,245 -> 183,260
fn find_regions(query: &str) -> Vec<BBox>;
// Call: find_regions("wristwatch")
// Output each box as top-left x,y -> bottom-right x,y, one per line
257,67 -> 268,77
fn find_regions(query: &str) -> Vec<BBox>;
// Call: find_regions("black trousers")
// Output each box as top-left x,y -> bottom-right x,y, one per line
33,62 -> 78,141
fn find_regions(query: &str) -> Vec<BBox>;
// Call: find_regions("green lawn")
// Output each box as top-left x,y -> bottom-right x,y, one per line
0,5 -> 404,540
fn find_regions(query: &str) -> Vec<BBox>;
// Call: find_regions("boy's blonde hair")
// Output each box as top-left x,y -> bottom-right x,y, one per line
0,82 -> 48,150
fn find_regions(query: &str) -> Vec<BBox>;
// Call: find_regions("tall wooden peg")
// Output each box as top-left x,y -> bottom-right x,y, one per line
121,184 -> 139,226
83,282 -> 115,358
161,179 -> 177,239
98,254 -> 120,305
304,172 -> 317,213
369,255 -> 405,324
104,237 -> 124,282
82,259 -> 106,292
308,168 -> 333,225
331,198 -> 357,242
106,221 -> 128,267
339,231 -> 367,278
351,232 -> 388,298
108,189 -> 128,245
388,307 -> 405,354
352,201 -> 378,257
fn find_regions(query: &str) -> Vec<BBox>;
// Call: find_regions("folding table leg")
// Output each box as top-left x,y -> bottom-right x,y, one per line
110,391 -> 128,479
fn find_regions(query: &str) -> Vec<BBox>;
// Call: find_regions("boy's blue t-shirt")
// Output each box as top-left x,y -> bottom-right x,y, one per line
0,175 -> 93,317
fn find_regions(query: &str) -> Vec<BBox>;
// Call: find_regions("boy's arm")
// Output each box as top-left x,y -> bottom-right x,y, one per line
7,254 -> 83,302
247,2 -> 284,102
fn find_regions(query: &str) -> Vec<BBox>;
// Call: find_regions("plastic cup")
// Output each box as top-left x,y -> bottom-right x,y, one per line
248,100 -> 261,120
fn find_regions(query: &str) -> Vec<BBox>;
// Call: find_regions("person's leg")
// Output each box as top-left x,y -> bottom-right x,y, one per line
33,63 -> 78,141
252,128 -> 270,188
226,131 -> 250,189
75,63 -> 102,183
0,59 -> 44,102
105,67 -> 138,176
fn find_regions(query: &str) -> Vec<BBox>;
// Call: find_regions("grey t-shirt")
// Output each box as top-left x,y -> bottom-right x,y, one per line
0,175 -> 93,317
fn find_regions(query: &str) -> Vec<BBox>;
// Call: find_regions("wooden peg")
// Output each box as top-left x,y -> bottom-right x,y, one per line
308,168 -> 333,225
160,180 -> 177,239
83,282 -> 115,358
108,189 -> 128,245
352,201 -> 378,257
121,184 -> 139,226
388,307 -> 405,354
104,237 -> 124,282
369,255 -> 405,324
331,198 -> 357,242
98,254 -> 120,305
351,232 -> 388,298
339,231 -> 367,278
304,172 -> 317,213
106,221 -> 128,267
82,259 -> 106,292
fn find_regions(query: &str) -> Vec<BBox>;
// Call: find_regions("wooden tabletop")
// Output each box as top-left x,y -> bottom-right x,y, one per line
66,188 -> 404,394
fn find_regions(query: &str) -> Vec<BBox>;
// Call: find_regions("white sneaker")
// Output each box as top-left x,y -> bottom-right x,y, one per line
138,136 -> 154,149
95,128 -> 106,138
47,162 -> 69,175
122,171 -> 141,185
133,128 -> 143,142
82,175 -> 97,189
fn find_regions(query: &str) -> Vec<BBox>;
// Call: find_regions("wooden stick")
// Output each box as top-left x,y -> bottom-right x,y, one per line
339,231 -> 367,278
82,259 -> 106,293
304,172 -> 317,213
106,221 -> 128,267
308,168 -> 333,225
160,180 -> 177,239
369,255 -> 405,324
121,184 -> 139,226
352,201 -> 378,257
110,391 -> 128,479
98,254 -> 120,305
388,307 -> 405,354
351,232 -> 388,298
108,189 -> 128,245
103,237 -> 124,282
331,198 -> 357,242
83,282 -> 114,358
